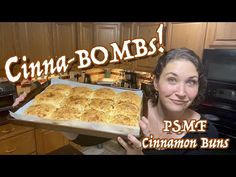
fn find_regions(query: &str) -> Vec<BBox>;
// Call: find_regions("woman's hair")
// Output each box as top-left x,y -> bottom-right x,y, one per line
151,48 -> 207,109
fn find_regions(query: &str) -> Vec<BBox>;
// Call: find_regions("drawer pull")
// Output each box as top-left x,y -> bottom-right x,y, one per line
5,148 -> 17,153
1,127 -> 15,134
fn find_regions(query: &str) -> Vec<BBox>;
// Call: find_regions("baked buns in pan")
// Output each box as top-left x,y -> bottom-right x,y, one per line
25,84 -> 142,126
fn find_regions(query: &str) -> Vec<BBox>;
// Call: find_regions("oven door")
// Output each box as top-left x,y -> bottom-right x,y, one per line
198,104 -> 236,154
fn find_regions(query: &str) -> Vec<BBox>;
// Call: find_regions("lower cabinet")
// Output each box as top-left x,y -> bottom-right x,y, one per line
35,128 -> 69,155
0,123 -> 69,155
0,130 -> 35,155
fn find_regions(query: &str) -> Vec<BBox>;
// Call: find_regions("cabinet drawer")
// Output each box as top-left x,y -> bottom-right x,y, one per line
0,124 -> 34,141
0,131 -> 36,155
0,123 -> 34,141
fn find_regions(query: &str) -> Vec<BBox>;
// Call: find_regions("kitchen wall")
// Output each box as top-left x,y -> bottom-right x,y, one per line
1,22 -> 236,78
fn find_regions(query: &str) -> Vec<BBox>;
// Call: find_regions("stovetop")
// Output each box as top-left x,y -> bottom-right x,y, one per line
197,104 -> 236,154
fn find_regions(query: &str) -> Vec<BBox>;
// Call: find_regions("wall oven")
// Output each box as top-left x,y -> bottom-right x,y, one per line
198,49 -> 236,154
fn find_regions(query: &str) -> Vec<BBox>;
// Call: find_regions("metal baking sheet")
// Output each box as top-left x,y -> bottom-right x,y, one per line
9,78 -> 143,139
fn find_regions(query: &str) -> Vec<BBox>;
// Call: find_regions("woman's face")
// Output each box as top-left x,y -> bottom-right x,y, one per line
154,59 -> 199,113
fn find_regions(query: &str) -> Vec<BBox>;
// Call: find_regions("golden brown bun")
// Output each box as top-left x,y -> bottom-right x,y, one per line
113,102 -> 140,117
69,87 -> 94,98
34,91 -> 65,108
49,107 -> 82,120
60,96 -> 91,111
44,84 -> 72,95
80,109 -> 108,123
25,103 -> 57,119
109,114 -> 139,127
92,87 -> 116,100
115,91 -> 141,107
26,83 -> 141,127
89,99 -> 114,112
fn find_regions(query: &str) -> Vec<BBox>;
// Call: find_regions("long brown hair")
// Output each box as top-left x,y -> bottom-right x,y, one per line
150,48 -> 207,109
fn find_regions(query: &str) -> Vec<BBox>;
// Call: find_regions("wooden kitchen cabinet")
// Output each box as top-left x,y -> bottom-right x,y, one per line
0,130 -> 36,155
0,124 -> 70,155
93,23 -> 120,48
204,22 -> 236,48
52,23 -> 77,59
0,23 -> 19,77
114,22 -> 134,70
19,22 -> 54,62
132,22 -> 163,72
0,124 -> 36,155
93,23 -> 121,69
0,22 -> 54,77
166,22 -> 207,58
35,128 -> 69,155
0,123 -> 34,140
75,23 -> 94,71
78,23 -> 94,51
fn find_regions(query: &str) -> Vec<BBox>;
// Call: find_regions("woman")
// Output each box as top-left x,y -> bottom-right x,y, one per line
14,48 -> 219,154
117,48 -> 219,155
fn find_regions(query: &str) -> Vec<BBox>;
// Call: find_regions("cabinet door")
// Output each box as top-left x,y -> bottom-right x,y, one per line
132,22 -> 163,72
93,23 -> 120,69
35,129 -> 69,155
23,23 -> 54,62
78,22 -> 94,51
0,131 -> 36,155
52,23 -> 77,59
94,23 -> 120,48
205,22 -> 236,48
167,22 -> 207,58
116,22 -> 133,70
0,23 -> 18,77
75,23 -> 94,71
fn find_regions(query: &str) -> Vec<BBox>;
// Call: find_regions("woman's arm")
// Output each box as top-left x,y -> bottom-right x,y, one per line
12,92 -> 27,107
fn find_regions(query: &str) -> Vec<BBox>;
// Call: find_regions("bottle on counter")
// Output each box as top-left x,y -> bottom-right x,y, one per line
84,74 -> 91,83
104,68 -> 111,78
119,71 -> 125,87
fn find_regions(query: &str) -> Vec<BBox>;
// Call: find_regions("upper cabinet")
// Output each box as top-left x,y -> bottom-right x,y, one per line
77,23 -> 94,51
166,22 -> 207,58
2,22 -> 236,78
0,23 -> 19,76
93,23 -> 121,68
93,23 -> 120,48
204,22 -> 236,48
52,23 -> 77,59
132,22 -> 164,72
22,23 -> 54,61
115,22 -> 133,70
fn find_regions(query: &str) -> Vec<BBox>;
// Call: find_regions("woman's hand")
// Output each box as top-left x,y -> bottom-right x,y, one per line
12,92 -> 27,107
117,116 -> 151,155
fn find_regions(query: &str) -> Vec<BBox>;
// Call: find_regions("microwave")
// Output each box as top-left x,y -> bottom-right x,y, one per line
0,81 -> 17,112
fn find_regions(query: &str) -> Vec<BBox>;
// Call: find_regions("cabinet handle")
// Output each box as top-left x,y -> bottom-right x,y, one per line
1,127 -> 15,134
5,147 -> 17,153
